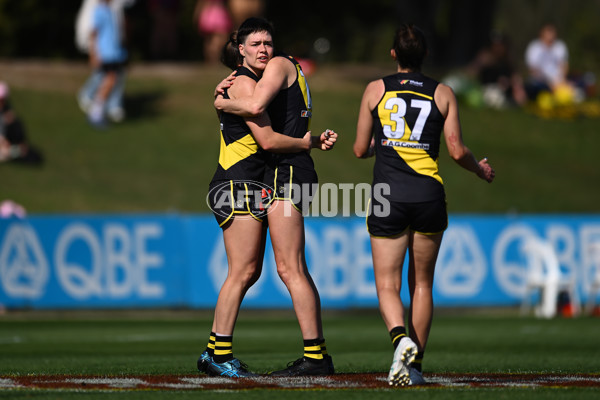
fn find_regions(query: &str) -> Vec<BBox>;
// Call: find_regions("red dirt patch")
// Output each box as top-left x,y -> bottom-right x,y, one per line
1,373 -> 599,391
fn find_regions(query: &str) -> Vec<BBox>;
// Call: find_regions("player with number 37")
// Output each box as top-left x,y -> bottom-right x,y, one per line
353,24 -> 495,387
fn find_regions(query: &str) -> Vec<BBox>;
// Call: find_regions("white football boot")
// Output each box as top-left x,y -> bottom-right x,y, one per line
388,337 -> 418,386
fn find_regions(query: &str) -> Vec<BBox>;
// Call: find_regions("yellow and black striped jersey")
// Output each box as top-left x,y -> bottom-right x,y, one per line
210,66 -> 268,185
372,72 -> 445,202
266,54 -> 315,172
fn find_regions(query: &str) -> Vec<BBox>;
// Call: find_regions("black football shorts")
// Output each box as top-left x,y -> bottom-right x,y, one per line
264,164 -> 318,214
208,180 -> 272,227
367,196 -> 448,237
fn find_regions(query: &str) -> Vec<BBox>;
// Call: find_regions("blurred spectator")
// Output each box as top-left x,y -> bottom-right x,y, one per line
194,0 -> 232,64
148,0 -> 181,60
76,0 -> 100,54
228,0 -> 264,28
467,32 -> 526,108
0,82 -> 43,166
76,0 -> 102,113
525,23 -> 597,107
77,0 -> 131,127
524,23 -> 574,102
0,200 -> 26,219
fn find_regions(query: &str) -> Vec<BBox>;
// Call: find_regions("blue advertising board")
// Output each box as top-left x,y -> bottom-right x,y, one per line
1,214 -> 599,309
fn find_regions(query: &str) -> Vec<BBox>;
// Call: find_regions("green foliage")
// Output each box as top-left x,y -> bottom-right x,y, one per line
0,0 -> 82,59
0,0 -> 599,69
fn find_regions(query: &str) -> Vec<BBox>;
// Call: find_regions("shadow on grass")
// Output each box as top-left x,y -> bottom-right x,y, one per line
123,90 -> 167,120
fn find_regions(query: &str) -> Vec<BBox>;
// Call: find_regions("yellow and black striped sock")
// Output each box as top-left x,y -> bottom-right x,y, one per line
304,338 -> 324,361
206,332 -> 216,357
318,339 -> 328,356
213,334 -> 234,363
413,351 -> 424,372
390,326 -> 407,349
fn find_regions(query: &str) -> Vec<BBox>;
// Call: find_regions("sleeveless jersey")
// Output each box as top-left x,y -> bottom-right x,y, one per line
372,72 -> 445,202
210,66 -> 267,184
266,54 -> 315,171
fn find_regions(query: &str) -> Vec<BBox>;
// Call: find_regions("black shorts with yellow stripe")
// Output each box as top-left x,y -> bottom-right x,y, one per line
367,196 -> 448,237
207,180 -> 272,228
264,164 -> 318,214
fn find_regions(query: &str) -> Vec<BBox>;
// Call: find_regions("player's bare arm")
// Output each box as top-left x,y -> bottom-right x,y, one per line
436,83 -> 495,183
228,71 -> 310,153
353,79 -> 383,158
214,57 -> 291,117
246,112 -> 311,153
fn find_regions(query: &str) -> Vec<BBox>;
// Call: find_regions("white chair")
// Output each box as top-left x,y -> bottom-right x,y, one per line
585,242 -> 600,315
520,237 -> 580,318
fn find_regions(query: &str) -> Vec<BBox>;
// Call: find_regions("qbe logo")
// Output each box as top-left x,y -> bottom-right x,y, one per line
0,223 -> 49,299
436,225 -> 487,297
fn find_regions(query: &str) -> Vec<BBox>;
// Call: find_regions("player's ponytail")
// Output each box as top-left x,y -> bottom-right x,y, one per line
221,31 -> 242,70
392,24 -> 427,72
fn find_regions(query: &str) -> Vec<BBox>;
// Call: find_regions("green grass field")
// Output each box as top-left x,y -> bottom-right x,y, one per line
2,62 -> 600,398
1,310 -> 599,398
1,61 -> 599,214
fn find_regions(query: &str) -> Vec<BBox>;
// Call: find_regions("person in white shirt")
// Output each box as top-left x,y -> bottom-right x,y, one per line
524,23 -> 569,100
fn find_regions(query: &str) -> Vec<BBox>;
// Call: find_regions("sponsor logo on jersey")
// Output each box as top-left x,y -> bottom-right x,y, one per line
381,139 -> 430,150
301,110 -> 312,118
399,79 -> 424,87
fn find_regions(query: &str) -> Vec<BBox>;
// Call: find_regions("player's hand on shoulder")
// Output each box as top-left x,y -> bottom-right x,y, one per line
214,71 -> 237,98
